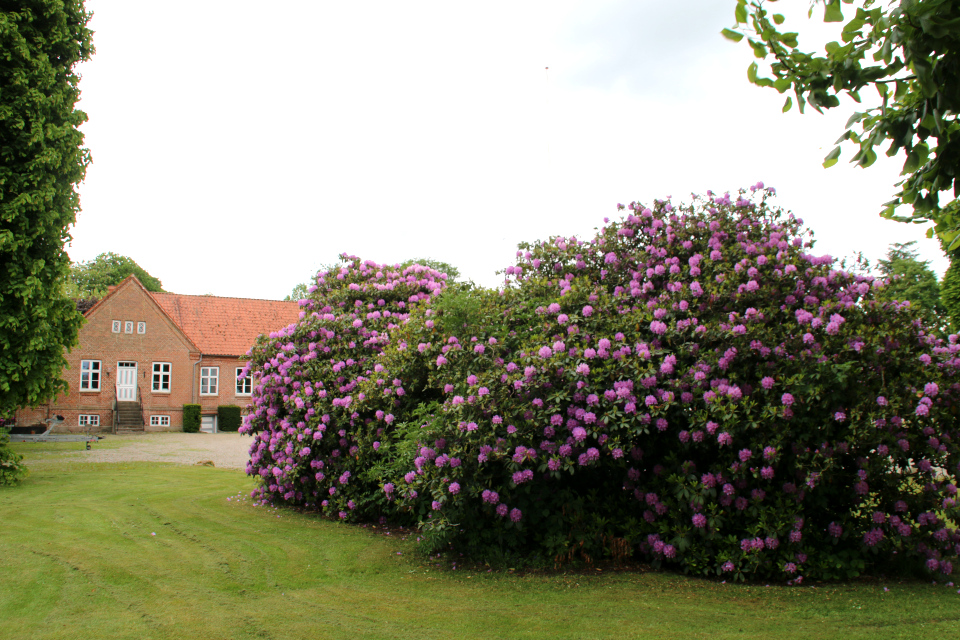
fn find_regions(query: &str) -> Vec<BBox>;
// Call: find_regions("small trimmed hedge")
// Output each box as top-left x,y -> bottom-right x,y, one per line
217,405 -> 242,432
182,404 -> 201,433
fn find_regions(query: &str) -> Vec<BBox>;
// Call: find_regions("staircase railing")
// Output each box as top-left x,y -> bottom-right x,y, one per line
138,384 -> 145,429
111,384 -> 118,434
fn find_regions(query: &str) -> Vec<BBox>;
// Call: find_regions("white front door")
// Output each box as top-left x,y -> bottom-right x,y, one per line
200,416 -> 217,434
117,362 -> 137,401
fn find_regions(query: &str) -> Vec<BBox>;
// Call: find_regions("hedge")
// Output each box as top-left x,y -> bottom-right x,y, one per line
182,404 -> 201,433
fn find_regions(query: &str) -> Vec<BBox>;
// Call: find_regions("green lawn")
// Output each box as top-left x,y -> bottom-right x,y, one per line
1,451 -> 957,640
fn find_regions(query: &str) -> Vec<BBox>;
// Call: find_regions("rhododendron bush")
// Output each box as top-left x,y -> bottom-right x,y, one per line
242,187 -> 960,581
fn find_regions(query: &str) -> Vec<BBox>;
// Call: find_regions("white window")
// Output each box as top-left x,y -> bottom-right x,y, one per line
152,362 -> 171,392
236,368 -> 252,395
80,360 -> 101,391
150,415 -> 170,427
137,322 -> 146,334
112,320 -> 121,333
200,367 -> 219,395
124,321 -> 134,334
79,414 -> 100,427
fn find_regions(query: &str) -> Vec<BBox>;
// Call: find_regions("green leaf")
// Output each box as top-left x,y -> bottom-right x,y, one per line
780,32 -> 799,48
903,142 -> 929,174
721,28 -> 744,42
858,147 -> 878,168
747,61 -> 758,83
749,39 -> 767,58
845,112 -> 864,128
823,146 -> 842,168
773,14 -> 785,25
782,96 -> 793,112
735,0 -> 747,24
824,1 -> 844,23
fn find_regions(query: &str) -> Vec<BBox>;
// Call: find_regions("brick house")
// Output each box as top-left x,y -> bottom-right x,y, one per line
15,275 -> 301,433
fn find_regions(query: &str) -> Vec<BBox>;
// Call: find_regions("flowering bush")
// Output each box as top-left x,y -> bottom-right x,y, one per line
243,189 -> 960,581
240,255 -> 450,521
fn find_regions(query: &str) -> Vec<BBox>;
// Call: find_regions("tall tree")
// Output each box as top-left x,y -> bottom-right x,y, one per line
69,252 -> 165,298
0,1 -> 93,413
940,255 -> 960,330
726,0 -> 960,251
875,241 -> 944,326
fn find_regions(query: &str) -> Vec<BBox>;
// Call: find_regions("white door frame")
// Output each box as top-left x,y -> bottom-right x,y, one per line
116,361 -> 137,401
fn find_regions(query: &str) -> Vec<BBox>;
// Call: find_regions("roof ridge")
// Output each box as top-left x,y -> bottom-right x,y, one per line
151,291 -> 296,304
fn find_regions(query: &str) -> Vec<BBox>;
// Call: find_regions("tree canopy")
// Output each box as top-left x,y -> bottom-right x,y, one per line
69,252 -> 165,299
726,0 -> 960,252
874,240 -> 944,326
0,1 -> 93,414
940,254 -> 960,330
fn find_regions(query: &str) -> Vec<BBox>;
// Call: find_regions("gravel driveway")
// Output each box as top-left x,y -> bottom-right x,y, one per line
27,432 -> 253,470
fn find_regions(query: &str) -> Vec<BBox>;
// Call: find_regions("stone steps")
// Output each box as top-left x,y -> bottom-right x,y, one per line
115,401 -> 142,431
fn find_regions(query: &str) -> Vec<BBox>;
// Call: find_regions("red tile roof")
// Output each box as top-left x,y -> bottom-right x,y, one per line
151,292 -> 301,357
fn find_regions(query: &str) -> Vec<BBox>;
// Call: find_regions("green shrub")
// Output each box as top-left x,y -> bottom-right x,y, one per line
217,405 -> 242,432
182,404 -> 201,433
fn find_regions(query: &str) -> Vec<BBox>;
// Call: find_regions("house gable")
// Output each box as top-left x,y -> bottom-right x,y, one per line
83,276 -> 199,355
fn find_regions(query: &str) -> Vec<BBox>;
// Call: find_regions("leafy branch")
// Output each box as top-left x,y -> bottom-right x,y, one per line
724,0 -> 960,251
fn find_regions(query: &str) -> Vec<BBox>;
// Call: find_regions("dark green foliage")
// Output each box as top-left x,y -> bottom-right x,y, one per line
0,1 -> 93,414
69,252 -> 164,298
431,285 -> 503,336
728,0 -> 960,252
874,241 -> 944,327
0,426 -> 27,485
182,405 -> 201,433
941,255 -> 960,331
217,405 -> 242,432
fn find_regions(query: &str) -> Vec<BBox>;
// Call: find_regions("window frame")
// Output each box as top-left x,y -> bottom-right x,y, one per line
235,367 -> 252,396
152,362 -> 171,393
149,415 -> 171,427
79,360 -> 101,392
200,367 -> 219,396
78,414 -> 100,427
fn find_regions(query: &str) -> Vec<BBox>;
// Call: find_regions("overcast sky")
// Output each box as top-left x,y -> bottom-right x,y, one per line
69,0 -> 949,300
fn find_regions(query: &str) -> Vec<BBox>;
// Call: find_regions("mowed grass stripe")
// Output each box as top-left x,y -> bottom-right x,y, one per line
0,461 -> 957,640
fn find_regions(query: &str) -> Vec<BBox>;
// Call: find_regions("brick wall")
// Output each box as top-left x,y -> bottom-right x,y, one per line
17,280 -> 198,432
